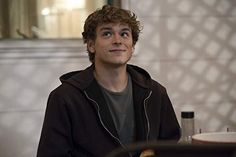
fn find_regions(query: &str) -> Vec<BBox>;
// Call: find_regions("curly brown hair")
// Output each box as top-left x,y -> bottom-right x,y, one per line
82,5 -> 141,63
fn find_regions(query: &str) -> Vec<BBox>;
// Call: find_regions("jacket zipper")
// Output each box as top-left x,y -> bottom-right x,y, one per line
143,91 -> 152,141
84,91 -> 132,157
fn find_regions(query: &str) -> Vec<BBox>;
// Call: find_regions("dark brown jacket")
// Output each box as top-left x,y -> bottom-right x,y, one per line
37,64 -> 180,157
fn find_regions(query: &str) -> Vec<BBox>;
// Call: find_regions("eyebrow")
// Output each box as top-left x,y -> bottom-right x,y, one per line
99,26 -> 131,32
99,27 -> 112,31
121,28 -> 131,32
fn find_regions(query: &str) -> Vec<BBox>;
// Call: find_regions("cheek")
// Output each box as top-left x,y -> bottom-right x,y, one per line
94,43 -> 110,55
127,39 -> 134,47
95,40 -> 110,49
128,43 -> 134,51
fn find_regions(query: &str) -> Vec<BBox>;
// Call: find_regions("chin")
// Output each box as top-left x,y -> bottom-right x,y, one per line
108,62 -> 127,68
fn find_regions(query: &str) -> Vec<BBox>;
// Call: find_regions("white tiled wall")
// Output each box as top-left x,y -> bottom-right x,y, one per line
127,0 -> 236,133
0,0 -> 236,156
0,40 -> 91,157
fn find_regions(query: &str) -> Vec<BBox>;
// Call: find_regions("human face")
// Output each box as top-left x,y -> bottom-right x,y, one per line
88,23 -> 134,67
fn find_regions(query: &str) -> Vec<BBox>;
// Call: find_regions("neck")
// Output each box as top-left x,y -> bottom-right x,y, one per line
94,64 -> 128,92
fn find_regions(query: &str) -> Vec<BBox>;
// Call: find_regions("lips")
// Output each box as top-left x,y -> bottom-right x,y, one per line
109,49 -> 125,52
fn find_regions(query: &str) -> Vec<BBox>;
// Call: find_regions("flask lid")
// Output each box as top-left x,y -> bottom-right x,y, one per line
181,111 -> 194,118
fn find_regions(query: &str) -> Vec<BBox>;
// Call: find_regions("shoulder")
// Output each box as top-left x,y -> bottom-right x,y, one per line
47,82 -> 83,105
128,64 -> 167,93
149,79 -> 169,101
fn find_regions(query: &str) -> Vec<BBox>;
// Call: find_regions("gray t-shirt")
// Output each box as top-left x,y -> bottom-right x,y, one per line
100,74 -> 135,145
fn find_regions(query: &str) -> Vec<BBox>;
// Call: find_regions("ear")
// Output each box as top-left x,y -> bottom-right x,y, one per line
132,46 -> 135,54
87,40 -> 95,53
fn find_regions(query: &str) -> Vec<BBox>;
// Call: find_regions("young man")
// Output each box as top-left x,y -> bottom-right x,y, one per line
37,5 -> 180,157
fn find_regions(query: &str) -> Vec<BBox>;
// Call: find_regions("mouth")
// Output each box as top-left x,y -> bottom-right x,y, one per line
109,49 -> 125,52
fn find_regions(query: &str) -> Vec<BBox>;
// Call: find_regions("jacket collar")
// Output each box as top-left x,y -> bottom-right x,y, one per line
127,64 -> 151,89
60,64 -> 152,91
60,64 -> 95,90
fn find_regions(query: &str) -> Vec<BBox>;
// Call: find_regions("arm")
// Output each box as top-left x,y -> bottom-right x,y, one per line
159,89 -> 181,141
37,90 -> 74,157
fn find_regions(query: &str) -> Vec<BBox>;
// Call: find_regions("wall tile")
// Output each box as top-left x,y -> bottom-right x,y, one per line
130,0 -> 236,17
0,59 -> 90,111
0,111 -> 44,157
135,17 -> 236,61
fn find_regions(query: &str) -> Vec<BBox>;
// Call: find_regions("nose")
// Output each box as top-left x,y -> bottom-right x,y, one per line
112,33 -> 122,44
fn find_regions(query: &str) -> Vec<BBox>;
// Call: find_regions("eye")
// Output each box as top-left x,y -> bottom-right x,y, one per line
102,31 -> 112,37
121,32 -> 130,38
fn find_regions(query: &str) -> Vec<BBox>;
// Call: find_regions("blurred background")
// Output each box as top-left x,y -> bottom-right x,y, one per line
0,0 -> 236,157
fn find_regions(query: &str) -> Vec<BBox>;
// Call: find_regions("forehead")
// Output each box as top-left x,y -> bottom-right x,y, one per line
96,23 -> 131,31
